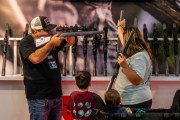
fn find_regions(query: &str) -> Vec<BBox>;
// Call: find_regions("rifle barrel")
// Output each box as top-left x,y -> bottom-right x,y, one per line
59,31 -> 104,37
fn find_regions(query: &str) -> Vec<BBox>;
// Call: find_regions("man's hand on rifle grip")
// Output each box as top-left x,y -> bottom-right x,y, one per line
50,34 -> 64,47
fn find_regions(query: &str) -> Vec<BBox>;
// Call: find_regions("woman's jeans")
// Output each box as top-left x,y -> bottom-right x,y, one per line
28,97 -> 62,120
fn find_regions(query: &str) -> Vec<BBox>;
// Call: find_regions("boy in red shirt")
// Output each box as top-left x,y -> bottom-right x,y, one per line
67,71 -> 107,120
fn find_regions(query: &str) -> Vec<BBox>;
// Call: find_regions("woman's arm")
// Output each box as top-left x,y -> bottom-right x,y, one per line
117,19 -> 125,46
117,53 -> 142,86
122,65 -> 142,86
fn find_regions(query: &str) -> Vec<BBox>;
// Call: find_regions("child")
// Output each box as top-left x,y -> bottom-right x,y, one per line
105,89 -> 132,114
67,71 -> 107,120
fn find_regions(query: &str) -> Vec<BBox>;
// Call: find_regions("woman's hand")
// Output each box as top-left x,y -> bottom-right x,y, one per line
117,19 -> 126,29
117,53 -> 128,68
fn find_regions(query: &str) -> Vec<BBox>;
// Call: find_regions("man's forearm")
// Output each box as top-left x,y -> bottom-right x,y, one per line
28,42 -> 53,64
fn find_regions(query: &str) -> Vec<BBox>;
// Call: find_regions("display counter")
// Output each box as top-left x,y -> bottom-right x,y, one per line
0,75 -> 179,120
0,74 -> 180,81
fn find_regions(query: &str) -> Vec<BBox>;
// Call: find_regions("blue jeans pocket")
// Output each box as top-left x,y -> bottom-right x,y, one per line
28,99 -> 49,120
28,97 -> 62,120
28,99 -> 47,112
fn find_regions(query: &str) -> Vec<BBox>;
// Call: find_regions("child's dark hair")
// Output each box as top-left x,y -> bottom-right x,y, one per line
105,89 -> 121,106
75,71 -> 91,89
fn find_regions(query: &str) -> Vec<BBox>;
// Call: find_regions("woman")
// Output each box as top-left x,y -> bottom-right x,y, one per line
114,19 -> 153,109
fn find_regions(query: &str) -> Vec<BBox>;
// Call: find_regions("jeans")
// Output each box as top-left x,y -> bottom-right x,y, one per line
28,97 -> 62,120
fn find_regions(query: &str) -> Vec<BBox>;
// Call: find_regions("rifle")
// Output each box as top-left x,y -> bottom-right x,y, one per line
62,47 -> 67,76
143,24 -> 148,42
60,25 -> 72,76
1,24 -> 9,76
92,24 -> 101,76
56,25 -> 87,32
163,24 -> 170,76
102,26 -> 108,76
72,36 -> 78,76
172,23 -> 179,76
106,10 -> 125,88
35,30 -> 104,48
62,25 -> 70,76
72,34 -> 78,76
58,25 -> 90,76
116,10 -> 124,57
106,31 -> 134,91
21,24 -> 29,76
152,23 -> 159,76
71,24 -> 87,76
83,35 -> 88,71
8,25 -> 13,37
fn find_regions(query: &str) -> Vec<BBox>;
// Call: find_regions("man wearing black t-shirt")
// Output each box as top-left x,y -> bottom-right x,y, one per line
19,16 -> 74,120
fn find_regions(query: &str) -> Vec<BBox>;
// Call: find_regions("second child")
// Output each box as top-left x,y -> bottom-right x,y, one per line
105,89 -> 132,114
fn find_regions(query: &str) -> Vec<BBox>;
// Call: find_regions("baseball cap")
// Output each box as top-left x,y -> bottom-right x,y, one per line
31,16 -> 57,30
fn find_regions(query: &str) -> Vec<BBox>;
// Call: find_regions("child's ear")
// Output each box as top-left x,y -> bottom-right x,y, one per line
89,82 -> 91,86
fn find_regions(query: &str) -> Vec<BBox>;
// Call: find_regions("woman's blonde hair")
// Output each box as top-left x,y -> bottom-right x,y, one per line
123,27 -> 152,60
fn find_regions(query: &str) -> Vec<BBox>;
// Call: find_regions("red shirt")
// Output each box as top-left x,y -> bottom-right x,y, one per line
67,91 -> 95,120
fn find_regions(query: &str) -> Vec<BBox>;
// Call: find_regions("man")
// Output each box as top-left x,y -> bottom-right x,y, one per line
19,16 -> 74,120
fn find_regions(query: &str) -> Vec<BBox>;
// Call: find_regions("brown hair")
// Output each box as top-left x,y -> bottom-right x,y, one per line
123,27 -> 152,60
105,89 -> 121,106
75,71 -> 91,89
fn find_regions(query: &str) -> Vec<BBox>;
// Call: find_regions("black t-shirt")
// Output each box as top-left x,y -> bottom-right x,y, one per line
19,35 -> 66,100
